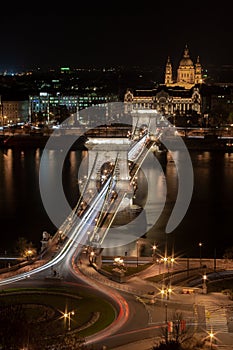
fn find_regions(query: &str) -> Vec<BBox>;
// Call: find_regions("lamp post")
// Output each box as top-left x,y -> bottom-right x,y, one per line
152,243 -> 157,261
165,303 -> 168,343
25,248 -> 34,260
0,97 -> 3,133
202,273 -> 207,294
27,249 -> 32,260
90,251 -> 95,264
209,330 -> 214,349
167,284 -> 172,300
64,310 -> 75,331
199,242 -> 203,268
136,240 -> 139,268
160,285 -> 172,301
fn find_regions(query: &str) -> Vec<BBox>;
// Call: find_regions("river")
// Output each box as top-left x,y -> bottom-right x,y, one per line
0,147 -> 232,259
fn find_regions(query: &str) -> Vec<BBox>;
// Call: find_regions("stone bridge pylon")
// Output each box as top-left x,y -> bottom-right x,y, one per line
85,137 -> 132,194
131,109 -> 166,141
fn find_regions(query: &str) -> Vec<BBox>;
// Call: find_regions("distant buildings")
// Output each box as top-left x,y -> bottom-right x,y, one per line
164,45 -> 203,88
0,55 -> 233,128
28,92 -> 117,125
0,97 -> 28,126
124,46 -> 233,127
0,66 -> 120,126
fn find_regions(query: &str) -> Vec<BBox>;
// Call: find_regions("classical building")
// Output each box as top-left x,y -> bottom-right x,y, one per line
124,45 -> 203,126
165,45 -> 203,89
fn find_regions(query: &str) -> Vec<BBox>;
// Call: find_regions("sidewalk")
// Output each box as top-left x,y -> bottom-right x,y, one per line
111,338 -> 157,350
77,254 -> 233,350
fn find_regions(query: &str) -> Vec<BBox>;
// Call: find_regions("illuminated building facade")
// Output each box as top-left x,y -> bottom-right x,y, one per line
124,45 -> 203,125
165,45 -> 203,89
2,100 -> 29,125
29,92 -> 117,124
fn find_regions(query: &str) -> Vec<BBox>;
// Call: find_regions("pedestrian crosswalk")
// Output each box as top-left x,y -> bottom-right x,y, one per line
197,295 -> 228,333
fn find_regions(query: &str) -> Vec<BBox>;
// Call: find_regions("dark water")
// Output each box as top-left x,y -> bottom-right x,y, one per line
0,147 -> 232,258
147,150 -> 233,259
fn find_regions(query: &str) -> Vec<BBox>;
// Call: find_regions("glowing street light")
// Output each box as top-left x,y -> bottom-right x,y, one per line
25,248 -> 35,260
160,284 -> 173,300
152,243 -> 157,261
199,242 -> 203,267
63,310 -> 75,331
136,240 -> 139,268
167,286 -> 172,299
90,251 -> 95,263
160,288 -> 165,298
202,273 -> 207,294
27,249 -> 32,258
209,331 -> 214,349
205,329 -> 216,349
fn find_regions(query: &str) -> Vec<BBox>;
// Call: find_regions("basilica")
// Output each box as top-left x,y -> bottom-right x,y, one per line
124,45 -> 203,125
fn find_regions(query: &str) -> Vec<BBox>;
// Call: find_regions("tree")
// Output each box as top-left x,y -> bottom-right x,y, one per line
14,236 -> 37,259
153,311 -> 207,350
223,246 -> 233,260
0,301 -> 29,349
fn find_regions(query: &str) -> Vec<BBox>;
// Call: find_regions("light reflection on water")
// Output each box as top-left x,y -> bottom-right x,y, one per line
0,148 -> 232,258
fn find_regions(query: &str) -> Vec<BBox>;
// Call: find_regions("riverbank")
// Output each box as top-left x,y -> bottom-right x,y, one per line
0,133 -> 87,150
0,132 -> 232,152
182,135 -> 233,152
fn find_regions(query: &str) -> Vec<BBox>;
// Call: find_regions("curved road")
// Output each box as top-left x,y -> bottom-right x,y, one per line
0,244 -> 157,349
0,132 -> 167,348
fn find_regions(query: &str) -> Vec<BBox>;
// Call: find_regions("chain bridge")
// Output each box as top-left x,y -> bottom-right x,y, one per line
0,108 -> 174,285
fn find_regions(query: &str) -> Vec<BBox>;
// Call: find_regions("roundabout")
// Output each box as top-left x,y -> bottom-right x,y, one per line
0,285 -> 117,349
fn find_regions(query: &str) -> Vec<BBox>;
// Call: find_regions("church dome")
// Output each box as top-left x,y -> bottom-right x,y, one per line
179,46 -> 193,67
179,57 -> 193,66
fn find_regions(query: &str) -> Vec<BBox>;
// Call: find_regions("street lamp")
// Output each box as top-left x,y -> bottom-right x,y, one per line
25,249 -> 34,260
209,331 -> 214,349
167,285 -> 172,300
160,284 -> 172,300
202,273 -> 207,294
207,329 -> 215,349
63,310 -> 75,331
27,249 -> 32,258
152,243 -> 157,261
160,287 -> 166,299
165,303 -> 168,343
136,240 -> 139,268
90,251 -> 95,263
199,242 -> 203,267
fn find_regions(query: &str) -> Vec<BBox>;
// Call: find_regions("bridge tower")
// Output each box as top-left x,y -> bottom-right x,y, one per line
131,109 -> 162,141
85,137 -> 132,195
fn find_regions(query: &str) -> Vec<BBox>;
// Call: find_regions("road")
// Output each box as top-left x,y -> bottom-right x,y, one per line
69,252 -> 165,349
0,246 -> 158,349
0,131 -> 160,348
2,128 -> 233,348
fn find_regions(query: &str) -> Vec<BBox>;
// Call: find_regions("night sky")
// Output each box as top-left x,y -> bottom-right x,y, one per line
1,2 -> 233,71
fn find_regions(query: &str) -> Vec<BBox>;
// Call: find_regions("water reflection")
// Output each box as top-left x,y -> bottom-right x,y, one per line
0,148 -> 232,258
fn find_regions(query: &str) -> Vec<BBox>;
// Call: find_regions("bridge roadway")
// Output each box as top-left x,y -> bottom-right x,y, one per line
0,131 -> 152,286
0,131 -> 159,348
1,126 -> 233,288
2,127 -> 233,348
